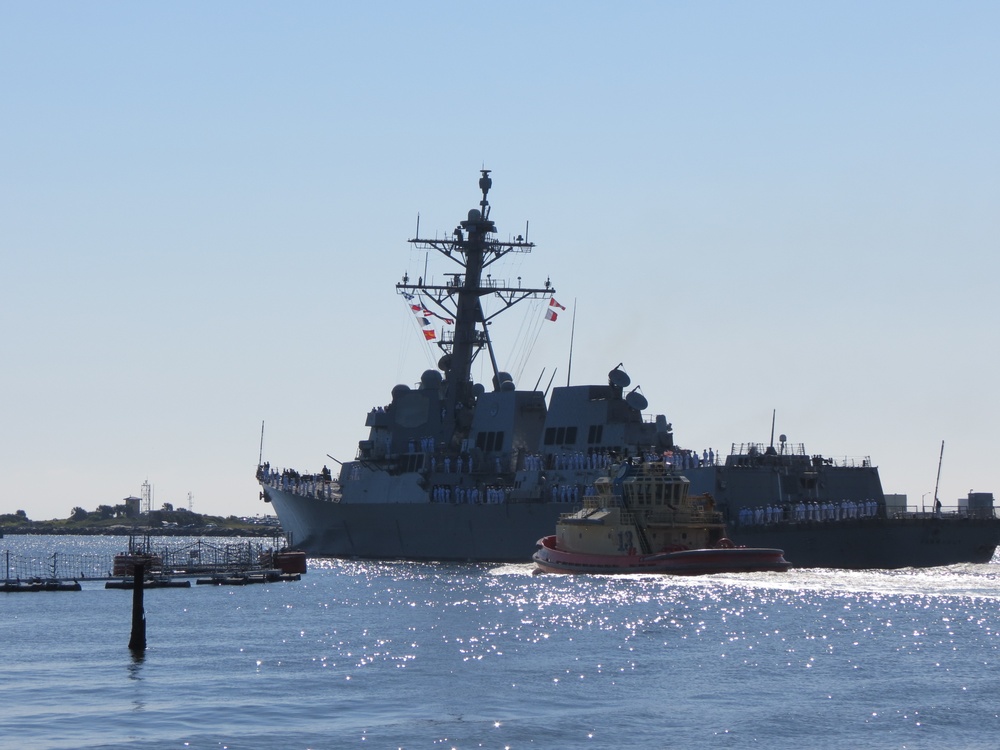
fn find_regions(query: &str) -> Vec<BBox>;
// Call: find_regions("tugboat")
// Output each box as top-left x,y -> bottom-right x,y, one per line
532,459 -> 791,575
258,171 -> 1000,568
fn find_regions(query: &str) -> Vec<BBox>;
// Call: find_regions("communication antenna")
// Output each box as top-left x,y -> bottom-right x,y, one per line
258,420 -> 265,466
544,368 -> 558,398
566,300 -> 577,386
932,440 -> 945,511
533,367 -> 546,391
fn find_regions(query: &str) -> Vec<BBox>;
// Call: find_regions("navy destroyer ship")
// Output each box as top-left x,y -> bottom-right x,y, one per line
258,172 -> 1000,568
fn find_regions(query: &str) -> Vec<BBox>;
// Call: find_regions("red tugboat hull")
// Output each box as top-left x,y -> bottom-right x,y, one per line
532,536 -> 792,576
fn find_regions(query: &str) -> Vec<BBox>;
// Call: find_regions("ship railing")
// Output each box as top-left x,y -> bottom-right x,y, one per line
890,505 -> 997,520
729,442 -> 809,457
825,456 -> 875,468
733,502 -> 997,526
260,471 -> 339,502
725,444 -> 874,469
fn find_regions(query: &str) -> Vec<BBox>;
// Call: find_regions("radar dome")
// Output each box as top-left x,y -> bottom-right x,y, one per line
391,384 -> 411,397
500,380 -> 516,392
438,355 -> 453,372
420,370 -> 443,388
473,383 -> 486,397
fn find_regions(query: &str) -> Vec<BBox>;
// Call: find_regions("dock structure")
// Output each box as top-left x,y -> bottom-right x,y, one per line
3,548 -> 108,581
2,536 -> 305,592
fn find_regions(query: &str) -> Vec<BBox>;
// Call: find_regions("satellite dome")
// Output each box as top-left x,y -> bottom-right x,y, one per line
420,370 -> 443,388
391,384 -> 411,397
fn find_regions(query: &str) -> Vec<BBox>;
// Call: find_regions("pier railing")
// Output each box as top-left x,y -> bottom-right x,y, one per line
2,550 -> 111,581
3,539 -> 290,582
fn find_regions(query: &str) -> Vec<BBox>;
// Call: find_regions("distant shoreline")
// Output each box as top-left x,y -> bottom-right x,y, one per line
1,525 -> 281,538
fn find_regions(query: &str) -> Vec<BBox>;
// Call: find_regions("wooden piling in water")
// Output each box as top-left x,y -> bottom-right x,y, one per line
128,562 -> 146,652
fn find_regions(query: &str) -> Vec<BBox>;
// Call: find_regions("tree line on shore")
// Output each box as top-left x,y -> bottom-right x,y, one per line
0,503 -> 280,536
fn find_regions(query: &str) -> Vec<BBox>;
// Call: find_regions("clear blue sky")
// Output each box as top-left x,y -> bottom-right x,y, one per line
2,2 -> 998,520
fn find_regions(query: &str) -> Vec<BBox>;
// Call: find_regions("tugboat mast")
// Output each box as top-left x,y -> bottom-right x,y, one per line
396,171 -> 554,442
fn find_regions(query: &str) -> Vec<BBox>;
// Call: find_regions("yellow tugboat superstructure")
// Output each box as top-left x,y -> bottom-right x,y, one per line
534,459 -> 791,575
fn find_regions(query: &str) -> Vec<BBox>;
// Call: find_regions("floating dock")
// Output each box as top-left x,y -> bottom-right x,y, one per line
1,579 -> 82,593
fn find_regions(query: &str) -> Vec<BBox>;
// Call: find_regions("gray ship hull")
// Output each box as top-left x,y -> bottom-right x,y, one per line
264,484 -> 1000,567
729,517 -> 1000,569
264,485 -> 566,561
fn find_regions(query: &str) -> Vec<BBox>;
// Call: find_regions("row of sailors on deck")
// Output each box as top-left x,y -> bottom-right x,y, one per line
663,449 -> 716,469
429,483 -> 585,504
551,484 -> 582,503
392,444 -> 720,474
627,450 -> 716,469
261,467 -> 337,500
736,499 -> 881,525
528,451 -> 618,471
542,449 -> 719,472
431,485 -> 511,504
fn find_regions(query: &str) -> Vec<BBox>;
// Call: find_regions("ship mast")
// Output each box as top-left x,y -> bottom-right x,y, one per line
932,439 -> 945,512
396,171 -> 554,439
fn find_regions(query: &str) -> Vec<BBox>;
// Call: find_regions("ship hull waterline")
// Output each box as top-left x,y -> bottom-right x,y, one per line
264,486 -> 1000,568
